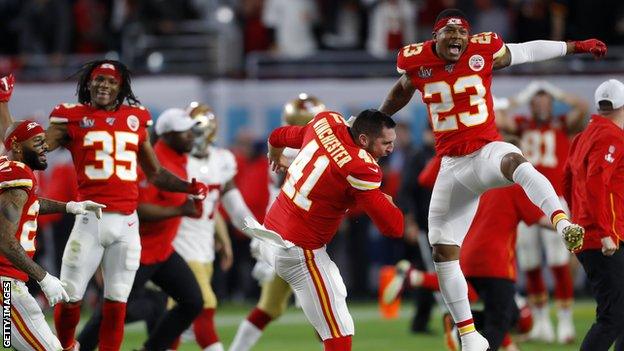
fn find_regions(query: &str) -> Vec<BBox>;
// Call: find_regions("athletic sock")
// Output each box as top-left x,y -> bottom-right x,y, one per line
99,301 -> 126,351
526,268 -> 546,297
229,308 -> 274,351
193,308 -> 219,348
323,335 -> 352,351
54,302 -> 81,349
512,162 -> 566,222
551,265 -> 574,300
434,261 -> 473,326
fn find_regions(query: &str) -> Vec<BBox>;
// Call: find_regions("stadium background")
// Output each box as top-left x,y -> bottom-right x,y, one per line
2,0 -> 624,349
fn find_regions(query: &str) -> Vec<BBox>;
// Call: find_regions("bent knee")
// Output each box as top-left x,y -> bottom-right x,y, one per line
500,152 -> 527,181
103,283 -> 132,302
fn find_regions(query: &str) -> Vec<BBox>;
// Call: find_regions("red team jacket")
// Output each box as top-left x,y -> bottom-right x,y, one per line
137,140 -> 189,264
264,111 -> 404,249
49,103 -> 152,214
564,115 -> 624,251
0,157 -> 40,281
514,115 -> 571,195
397,32 -> 506,156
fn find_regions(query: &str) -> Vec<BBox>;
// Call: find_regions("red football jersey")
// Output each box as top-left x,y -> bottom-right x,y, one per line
461,185 -> 543,280
514,116 -> 571,195
397,32 -> 506,156
49,103 -> 152,213
0,157 -> 40,281
265,111 -> 404,249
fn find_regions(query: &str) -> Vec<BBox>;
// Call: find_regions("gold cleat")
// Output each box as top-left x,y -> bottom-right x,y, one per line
562,224 -> 584,252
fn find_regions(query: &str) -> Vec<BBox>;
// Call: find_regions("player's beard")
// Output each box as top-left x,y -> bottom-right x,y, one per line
23,148 -> 48,170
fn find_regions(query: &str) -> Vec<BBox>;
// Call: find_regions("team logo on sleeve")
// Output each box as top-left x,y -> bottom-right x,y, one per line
127,115 -> 140,131
469,55 -> 485,71
605,145 -> 616,163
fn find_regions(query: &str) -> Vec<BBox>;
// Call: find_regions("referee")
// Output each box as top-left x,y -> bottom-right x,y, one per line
564,79 -> 624,351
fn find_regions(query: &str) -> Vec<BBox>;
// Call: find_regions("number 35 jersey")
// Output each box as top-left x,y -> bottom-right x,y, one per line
0,157 -> 39,281
397,32 -> 506,156
49,103 -> 152,213
265,111 -> 403,250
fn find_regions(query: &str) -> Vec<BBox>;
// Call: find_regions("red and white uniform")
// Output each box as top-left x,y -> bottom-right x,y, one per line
397,34 -> 524,246
49,103 -> 151,302
0,157 -> 62,350
258,111 -> 403,340
514,116 -> 572,269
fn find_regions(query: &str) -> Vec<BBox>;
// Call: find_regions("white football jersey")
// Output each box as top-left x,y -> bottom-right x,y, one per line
174,146 -> 237,263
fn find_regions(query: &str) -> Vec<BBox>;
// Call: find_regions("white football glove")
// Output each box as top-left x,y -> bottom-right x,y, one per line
37,273 -> 69,306
66,200 -> 107,219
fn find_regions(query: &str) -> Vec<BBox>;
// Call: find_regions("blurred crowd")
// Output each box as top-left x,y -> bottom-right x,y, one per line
1,0 -> 624,72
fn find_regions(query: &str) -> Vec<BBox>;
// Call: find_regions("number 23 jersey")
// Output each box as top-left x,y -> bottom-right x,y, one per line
397,32 -> 506,156
49,103 -> 152,213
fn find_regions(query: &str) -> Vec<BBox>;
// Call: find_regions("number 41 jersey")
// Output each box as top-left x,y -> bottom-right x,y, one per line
49,103 -> 152,213
265,111 -> 397,250
397,32 -> 506,156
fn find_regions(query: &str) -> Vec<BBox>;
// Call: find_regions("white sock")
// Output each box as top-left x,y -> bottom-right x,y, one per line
229,320 -> 263,351
204,342 -> 225,351
434,260 -> 472,324
512,162 -> 564,221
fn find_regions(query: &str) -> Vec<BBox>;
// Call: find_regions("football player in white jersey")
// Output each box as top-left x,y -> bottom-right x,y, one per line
229,94 -> 326,351
172,102 -> 256,351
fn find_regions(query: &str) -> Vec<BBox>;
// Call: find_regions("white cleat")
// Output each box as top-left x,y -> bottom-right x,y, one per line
382,260 -> 411,304
460,331 -> 490,351
529,317 -> 555,343
557,317 -> 576,344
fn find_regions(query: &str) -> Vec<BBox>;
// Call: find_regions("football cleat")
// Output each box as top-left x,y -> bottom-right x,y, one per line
561,224 -> 584,251
443,313 -> 460,351
381,260 -> 411,304
557,313 -> 576,344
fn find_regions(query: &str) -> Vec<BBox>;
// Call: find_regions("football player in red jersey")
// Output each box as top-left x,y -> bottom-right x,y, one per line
246,109 -> 403,351
0,117 -> 105,350
0,61 -> 208,351
497,81 -> 588,343
379,8 -> 605,350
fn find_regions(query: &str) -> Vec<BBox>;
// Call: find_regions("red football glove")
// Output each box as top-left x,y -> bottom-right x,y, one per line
572,39 -> 607,59
191,198 -> 204,219
0,74 -> 15,102
188,178 -> 208,200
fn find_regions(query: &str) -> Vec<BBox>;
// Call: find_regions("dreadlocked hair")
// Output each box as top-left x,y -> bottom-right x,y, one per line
74,60 -> 140,109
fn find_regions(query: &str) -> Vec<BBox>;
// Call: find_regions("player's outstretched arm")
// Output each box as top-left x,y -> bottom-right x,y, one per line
137,198 -> 201,222
138,140 -> 207,197
379,74 -> 416,116
0,74 -> 15,141
355,189 -> 404,238
222,180 -> 256,232
494,39 -> 607,70
0,188 -> 47,281
39,198 -> 106,219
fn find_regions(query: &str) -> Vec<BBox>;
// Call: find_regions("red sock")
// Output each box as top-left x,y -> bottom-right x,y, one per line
247,307 -> 273,330
516,304 -> 533,334
170,337 -> 181,350
193,308 -> 219,348
421,272 -> 439,290
526,268 -> 546,296
323,335 -> 352,351
501,333 -> 512,347
54,302 -> 81,349
98,301 -> 126,351
551,264 -> 574,300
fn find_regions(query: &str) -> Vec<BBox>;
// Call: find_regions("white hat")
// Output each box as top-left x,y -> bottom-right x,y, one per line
594,79 -> 624,110
155,108 -> 198,136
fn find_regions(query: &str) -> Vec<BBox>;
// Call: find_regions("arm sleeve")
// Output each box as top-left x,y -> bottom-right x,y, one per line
354,189 -> 404,238
585,137 -> 622,237
514,186 -> 545,225
268,125 -> 307,149
506,41 -> 567,66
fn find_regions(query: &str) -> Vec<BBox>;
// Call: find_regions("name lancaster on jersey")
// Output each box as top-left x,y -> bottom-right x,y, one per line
312,116 -> 352,168
397,32 -> 506,157
49,103 -> 153,213
0,157 -> 39,282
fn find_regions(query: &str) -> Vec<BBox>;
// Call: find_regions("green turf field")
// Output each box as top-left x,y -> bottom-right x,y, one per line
115,300 -> 596,350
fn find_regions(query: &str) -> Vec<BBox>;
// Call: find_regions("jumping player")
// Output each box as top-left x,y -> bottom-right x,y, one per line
379,8 -> 605,350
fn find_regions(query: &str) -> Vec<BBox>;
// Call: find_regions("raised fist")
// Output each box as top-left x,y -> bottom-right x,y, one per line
572,39 -> 607,59
0,74 -> 15,102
